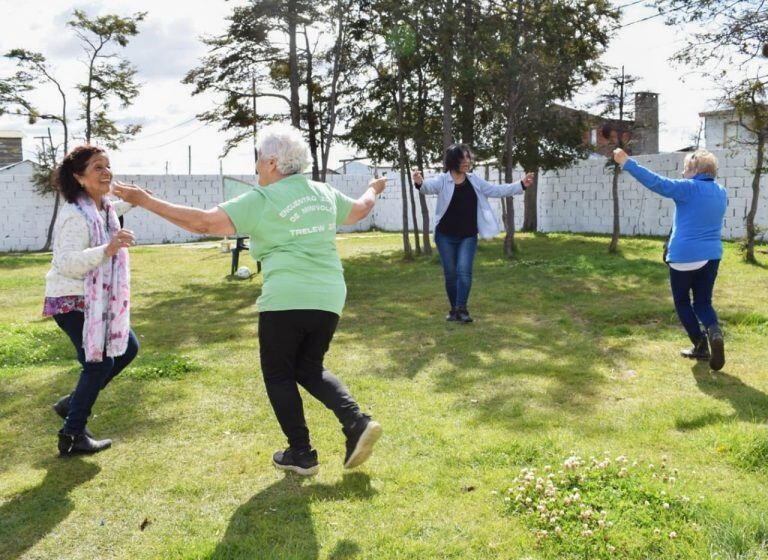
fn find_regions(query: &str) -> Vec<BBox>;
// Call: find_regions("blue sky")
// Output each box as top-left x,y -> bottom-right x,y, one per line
0,0 -> 724,174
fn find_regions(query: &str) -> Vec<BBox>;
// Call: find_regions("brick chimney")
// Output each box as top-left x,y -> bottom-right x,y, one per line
632,92 -> 659,154
0,131 -> 23,167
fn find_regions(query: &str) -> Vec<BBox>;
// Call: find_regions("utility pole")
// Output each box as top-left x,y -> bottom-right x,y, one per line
252,77 -> 258,167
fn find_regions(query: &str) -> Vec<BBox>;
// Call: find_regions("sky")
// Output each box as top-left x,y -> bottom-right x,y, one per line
0,0 -> 725,175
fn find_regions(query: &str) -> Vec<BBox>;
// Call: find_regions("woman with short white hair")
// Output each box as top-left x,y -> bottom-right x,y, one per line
613,148 -> 728,371
114,123 -> 385,475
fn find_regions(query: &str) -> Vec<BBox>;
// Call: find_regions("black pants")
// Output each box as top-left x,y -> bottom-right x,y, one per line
53,311 -> 139,434
258,310 -> 361,451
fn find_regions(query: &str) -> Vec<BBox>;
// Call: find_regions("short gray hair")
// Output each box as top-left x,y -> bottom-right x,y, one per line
684,149 -> 718,177
257,124 -> 310,175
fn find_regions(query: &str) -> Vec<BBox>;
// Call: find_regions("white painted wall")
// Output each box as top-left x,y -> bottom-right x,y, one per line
1,149 -> 765,252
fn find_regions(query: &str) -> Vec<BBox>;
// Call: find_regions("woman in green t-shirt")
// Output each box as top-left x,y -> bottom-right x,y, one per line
114,124 -> 386,476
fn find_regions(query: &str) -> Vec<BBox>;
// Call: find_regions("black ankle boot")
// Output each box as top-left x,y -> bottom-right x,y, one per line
446,307 -> 458,321
52,394 -> 94,438
707,325 -> 725,371
58,430 -> 112,456
680,336 -> 710,361
456,307 -> 473,323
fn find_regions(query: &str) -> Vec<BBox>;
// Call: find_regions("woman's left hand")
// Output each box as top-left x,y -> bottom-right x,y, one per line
112,181 -> 151,206
521,172 -> 535,188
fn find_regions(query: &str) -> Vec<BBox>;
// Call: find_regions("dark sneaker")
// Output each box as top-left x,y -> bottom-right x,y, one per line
272,447 -> 319,476
707,325 -> 725,371
52,393 -> 94,438
343,415 -> 382,469
446,308 -> 458,321
58,430 -> 112,456
456,307 -> 473,323
680,336 -> 710,361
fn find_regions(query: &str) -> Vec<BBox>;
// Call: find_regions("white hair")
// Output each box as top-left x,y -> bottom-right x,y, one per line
257,124 -> 310,175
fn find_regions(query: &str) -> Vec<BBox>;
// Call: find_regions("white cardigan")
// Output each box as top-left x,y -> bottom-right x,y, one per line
44,200 -> 133,297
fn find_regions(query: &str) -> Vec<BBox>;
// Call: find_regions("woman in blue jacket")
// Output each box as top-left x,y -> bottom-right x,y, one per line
412,144 -> 533,323
613,148 -> 727,371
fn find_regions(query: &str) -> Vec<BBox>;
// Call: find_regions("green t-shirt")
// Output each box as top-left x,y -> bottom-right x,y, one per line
219,174 -> 355,315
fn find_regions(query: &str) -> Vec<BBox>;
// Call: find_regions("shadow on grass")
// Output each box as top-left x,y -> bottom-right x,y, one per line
209,472 -> 375,560
687,361 -> 768,426
132,281 -> 259,348
0,457 -> 100,560
335,235 -> 673,431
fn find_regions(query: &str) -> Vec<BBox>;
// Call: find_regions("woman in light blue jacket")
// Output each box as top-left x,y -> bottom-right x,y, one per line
413,144 -> 533,323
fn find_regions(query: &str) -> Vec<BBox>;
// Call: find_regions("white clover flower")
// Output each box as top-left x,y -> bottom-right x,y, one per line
673,468 -> 679,475
555,526 -> 562,534
669,477 -> 676,483
669,531 -> 677,539
543,465 -> 551,472
504,496 -> 511,502
582,529 -> 594,537
606,521 -> 614,528
525,497 -> 533,505
649,464 -> 655,470
662,455 -> 668,462
681,495 -> 690,503
597,520 -> 605,528
660,491 -> 667,496
662,503 -> 670,509
607,545 -> 616,553
653,529 -> 661,536
644,500 -> 650,506
618,468 -> 628,478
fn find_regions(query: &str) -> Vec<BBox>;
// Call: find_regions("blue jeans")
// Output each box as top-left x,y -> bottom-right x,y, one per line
53,311 -> 139,434
434,232 -> 478,309
668,259 -> 720,341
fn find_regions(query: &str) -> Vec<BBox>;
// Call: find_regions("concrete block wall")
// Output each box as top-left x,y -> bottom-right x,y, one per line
1,149 -> 766,252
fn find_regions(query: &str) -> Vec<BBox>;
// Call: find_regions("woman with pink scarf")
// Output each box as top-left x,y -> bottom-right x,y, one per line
43,145 -> 139,456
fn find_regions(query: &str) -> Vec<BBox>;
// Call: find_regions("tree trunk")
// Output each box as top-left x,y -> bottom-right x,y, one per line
522,170 -> 538,232
745,133 -> 764,263
42,190 -> 60,252
320,1 -> 345,182
287,0 -> 301,128
503,103 -> 518,258
303,30 -> 320,180
457,0 -> 476,145
609,163 -> 621,253
405,159 -> 422,255
395,58 -> 412,258
415,144 -> 433,256
441,0 -> 454,152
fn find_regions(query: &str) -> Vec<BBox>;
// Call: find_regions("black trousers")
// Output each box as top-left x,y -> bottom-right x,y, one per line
258,309 -> 362,450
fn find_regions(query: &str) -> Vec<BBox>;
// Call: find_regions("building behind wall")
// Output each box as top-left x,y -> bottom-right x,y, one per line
0,131 -> 23,167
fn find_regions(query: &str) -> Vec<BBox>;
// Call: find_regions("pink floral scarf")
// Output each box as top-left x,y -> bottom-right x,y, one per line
75,194 -> 131,362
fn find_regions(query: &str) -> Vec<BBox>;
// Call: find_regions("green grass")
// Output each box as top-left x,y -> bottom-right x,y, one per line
1,232 -> 767,559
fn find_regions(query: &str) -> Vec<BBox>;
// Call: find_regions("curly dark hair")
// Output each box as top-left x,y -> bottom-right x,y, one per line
54,145 -> 106,203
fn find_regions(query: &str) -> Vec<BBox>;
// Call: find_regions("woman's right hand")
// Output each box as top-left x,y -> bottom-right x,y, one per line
411,169 -> 423,185
106,229 -> 135,257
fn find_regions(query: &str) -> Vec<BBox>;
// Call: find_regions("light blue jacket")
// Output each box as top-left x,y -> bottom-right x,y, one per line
418,172 -> 525,239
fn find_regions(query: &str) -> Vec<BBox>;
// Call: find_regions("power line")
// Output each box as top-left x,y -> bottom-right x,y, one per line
615,4 -> 689,29
121,122 -> 210,151
129,116 -> 199,140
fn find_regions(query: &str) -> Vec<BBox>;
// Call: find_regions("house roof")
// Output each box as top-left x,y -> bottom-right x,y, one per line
0,159 -> 36,173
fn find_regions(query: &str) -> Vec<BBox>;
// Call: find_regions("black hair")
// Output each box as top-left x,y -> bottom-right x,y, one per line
443,143 -> 473,173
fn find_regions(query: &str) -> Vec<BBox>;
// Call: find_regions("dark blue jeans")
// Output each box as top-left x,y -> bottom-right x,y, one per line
668,259 -> 720,341
53,311 -> 139,435
434,232 -> 478,309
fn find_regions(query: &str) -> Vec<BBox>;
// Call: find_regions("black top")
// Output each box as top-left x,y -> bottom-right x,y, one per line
436,177 -> 478,238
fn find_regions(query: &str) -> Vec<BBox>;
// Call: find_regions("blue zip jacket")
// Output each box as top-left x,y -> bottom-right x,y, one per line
623,158 -> 727,263
417,171 -> 524,239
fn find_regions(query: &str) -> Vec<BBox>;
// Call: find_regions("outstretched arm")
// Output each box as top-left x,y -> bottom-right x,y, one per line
612,149 -> 692,201
112,182 -> 236,235
344,177 -> 387,225
412,169 -> 442,194
476,172 -> 534,197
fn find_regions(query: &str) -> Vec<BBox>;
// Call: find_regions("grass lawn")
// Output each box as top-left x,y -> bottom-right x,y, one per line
1,232 -> 767,560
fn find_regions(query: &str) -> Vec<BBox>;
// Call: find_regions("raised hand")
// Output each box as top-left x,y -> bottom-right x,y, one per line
369,176 -> 387,194
112,181 -> 151,207
411,169 -> 423,186
612,148 -> 629,166
106,228 -> 135,256
521,172 -> 535,188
